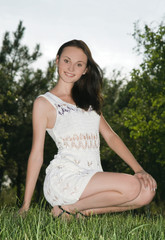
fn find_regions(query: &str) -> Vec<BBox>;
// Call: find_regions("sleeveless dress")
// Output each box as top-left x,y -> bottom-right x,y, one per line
40,92 -> 103,207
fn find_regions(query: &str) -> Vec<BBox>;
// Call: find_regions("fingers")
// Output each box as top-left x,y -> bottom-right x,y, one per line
135,172 -> 157,192
145,174 -> 157,191
18,206 -> 29,217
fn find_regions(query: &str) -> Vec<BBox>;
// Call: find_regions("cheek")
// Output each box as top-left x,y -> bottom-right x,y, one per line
58,63 -> 66,74
58,62 -> 65,69
77,67 -> 87,76
76,71 -> 84,78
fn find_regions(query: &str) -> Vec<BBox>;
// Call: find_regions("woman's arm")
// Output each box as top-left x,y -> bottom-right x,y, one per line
99,114 -> 157,190
19,97 -> 48,212
99,114 -> 143,173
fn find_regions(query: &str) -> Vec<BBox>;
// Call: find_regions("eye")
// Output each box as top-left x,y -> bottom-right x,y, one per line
64,59 -> 69,63
77,63 -> 83,67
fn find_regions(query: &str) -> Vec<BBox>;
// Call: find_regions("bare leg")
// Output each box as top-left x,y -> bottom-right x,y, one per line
58,172 -> 155,215
78,180 -> 155,216
52,172 -> 155,217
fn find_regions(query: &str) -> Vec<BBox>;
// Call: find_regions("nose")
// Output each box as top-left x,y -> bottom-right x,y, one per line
68,63 -> 74,72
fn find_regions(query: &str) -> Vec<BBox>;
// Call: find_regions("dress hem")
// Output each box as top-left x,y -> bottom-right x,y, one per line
45,170 -> 103,207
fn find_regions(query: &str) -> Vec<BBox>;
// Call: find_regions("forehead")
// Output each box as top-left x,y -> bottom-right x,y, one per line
61,46 -> 87,62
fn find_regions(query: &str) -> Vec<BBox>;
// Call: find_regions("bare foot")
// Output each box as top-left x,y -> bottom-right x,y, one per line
51,205 -> 74,220
51,206 -> 61,217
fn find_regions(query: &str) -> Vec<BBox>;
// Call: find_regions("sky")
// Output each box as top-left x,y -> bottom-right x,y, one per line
0,0 -> 164,77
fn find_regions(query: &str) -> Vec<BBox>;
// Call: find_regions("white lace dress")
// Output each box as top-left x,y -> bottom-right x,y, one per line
40,92 -> 103,207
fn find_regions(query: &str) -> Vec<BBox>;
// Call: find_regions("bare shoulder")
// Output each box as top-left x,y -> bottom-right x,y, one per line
33,96 -> 52,114
33,96 -> 57,129
31,97 -> 49,124
31,97 -> 50,153
33,96 -> 48,108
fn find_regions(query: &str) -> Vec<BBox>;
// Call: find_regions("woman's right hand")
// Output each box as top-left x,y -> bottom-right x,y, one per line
18,204 -> 29,216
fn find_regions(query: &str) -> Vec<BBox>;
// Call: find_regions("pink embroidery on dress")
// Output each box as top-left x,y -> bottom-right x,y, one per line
61,133 -> 99,150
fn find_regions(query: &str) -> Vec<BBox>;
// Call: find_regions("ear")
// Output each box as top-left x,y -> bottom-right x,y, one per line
83,67 -> 88,75
56,55 -> 59,66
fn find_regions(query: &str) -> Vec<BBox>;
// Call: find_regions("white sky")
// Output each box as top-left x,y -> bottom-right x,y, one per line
0,0 -> 164,77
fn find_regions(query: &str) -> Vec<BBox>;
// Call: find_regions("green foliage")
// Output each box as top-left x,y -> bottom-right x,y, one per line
101,71 -> 130,172
0,21 -> 56,201
120,20 -> 165,201
101,19 -> 165,202
0,19 -> 165,206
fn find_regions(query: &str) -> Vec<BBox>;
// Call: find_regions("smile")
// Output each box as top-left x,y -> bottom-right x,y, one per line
64,72 -> 75,77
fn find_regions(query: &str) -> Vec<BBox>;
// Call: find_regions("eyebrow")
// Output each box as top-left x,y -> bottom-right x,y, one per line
63,56 -> 87,64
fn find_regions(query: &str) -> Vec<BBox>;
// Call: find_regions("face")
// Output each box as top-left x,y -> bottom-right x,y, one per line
56,46 -> 88,84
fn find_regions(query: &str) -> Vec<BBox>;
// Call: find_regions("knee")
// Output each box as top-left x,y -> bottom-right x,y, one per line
124,175 -> 141,201
143,191 -> 155,206
138,187 -> 156,207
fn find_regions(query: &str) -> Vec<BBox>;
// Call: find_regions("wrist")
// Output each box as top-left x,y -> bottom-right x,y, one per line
134,167 -> 144,174
22,202 -> 30,210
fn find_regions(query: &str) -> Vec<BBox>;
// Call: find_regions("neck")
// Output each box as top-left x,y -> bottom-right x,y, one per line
52,80 -> 73,97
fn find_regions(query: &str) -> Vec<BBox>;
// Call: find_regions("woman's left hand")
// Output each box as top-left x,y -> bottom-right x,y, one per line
134,170 -> 157,192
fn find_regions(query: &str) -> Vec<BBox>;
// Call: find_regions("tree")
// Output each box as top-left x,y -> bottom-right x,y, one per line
1,20 -> 165,207
120,20 -> 165,202
101,70 -> 131,172
0,21 -> 56,203
100,19 -> 165,206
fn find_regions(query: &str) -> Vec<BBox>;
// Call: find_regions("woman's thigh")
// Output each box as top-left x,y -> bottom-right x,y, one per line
80,172 -> 141,199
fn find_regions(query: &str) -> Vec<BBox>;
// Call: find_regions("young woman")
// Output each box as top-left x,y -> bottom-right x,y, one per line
20,40 -> 156,218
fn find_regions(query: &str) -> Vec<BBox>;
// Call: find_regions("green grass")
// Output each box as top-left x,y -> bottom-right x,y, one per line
0,205 -> 164,240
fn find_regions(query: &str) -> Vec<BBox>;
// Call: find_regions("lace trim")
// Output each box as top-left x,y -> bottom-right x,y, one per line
59,133 -> 99,150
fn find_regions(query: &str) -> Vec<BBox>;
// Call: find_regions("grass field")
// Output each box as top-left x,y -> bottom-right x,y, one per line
0,205 -> 165,240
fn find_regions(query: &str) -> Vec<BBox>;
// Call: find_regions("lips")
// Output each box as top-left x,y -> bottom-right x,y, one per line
64,72 -> 75,77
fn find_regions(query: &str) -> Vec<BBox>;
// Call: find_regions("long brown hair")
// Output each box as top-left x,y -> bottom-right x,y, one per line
57,40 -> 103,114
